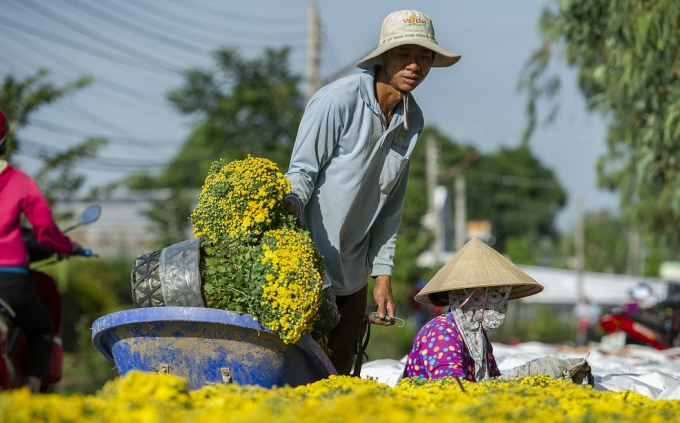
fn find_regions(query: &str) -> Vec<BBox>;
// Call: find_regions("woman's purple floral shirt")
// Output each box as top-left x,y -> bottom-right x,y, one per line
402,313 -> 500,381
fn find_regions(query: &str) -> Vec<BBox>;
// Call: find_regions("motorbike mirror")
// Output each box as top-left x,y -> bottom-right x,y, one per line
79,205 -> 101,225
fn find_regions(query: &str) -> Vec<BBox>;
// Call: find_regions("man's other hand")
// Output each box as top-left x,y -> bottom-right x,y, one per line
370,275 -> 396,326
284,196 -> 300,217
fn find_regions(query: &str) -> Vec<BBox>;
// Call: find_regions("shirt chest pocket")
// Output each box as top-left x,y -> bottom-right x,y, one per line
378,149 -> 409,194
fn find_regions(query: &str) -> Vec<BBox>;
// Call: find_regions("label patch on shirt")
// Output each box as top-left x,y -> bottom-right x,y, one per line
390,128 -> 409,156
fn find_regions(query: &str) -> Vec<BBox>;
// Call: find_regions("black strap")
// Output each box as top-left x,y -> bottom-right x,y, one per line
350,315 -> 372,377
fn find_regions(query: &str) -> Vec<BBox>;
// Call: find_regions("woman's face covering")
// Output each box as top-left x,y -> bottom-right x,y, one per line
450,286 -> 512,332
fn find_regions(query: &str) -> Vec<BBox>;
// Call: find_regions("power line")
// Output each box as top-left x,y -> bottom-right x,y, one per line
60,0 -> 211,56
0,42 -> 52,75
12,0 -> 187,73
29,119 -> 183,149
116,0 -> 307,42
60,101 -> 134,137
323,50 -> 370,84
321,23 -> 343,72
21,132 -> 232,171
13,150 -> 164,175
164,0 -> 305,26
1,2 -> 315,178
0,16 -> 182,76
20,137 -> 171,168
1,27 -> 174,112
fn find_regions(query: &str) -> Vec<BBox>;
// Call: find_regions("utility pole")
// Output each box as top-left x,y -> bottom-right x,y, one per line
574,199 -> 585,300
425,135 -> 442,261
627,231 -> 641,276
454,175 -> 466,251
442,151 -> 481,251
426,135 -> 438,221
306,2 -> 322,102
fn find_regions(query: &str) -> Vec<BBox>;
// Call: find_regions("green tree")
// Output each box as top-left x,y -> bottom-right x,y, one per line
0,70 -> 91,161
466,145 -> 567,252
392,127 -> 567,290
523,0 -> 680,247
129,47 -> 304,247
550,210 -> 672,277
1,71 -> 106,212
159,47 -> 304,188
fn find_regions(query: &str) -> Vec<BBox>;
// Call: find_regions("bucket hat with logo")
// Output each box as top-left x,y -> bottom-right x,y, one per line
356,10 -> 461,70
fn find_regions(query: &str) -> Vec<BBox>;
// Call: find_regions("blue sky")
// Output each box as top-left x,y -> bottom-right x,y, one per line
0,0 -> 618,232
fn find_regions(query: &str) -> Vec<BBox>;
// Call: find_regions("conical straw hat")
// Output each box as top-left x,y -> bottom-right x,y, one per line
414,237 -> 543,304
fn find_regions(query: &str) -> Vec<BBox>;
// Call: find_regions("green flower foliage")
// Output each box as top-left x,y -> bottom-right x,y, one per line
190,156 -> 324,344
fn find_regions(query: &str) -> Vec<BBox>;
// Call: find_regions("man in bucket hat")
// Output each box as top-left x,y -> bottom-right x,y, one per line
284,10 -> 459,375
404,237 -> 592,384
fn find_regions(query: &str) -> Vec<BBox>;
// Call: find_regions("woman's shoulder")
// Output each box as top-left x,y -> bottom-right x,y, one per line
416,313 -> 458,336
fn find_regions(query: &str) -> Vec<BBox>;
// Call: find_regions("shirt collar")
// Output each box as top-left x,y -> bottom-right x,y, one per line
359,66 -> 421,119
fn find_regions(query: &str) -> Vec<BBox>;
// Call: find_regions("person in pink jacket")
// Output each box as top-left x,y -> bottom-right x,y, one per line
0,107 -> 78,393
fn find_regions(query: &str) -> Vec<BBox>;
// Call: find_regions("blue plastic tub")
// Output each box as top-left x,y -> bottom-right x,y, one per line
91,307 -> 336,390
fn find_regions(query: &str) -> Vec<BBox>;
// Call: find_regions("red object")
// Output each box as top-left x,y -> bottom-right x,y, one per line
32,271 -> 63,387
599,313 -> 669,350
0,314 -> 12,389
0,270 -> 63,392
0,108 -> 8,145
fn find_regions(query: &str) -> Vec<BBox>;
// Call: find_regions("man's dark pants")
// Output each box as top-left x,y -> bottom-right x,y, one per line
326,284 -> 367,375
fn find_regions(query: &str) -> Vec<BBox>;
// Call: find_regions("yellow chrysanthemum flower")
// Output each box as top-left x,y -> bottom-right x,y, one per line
1,371 -> 678,422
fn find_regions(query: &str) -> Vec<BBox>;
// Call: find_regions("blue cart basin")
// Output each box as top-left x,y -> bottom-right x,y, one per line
91,307 -> 337,390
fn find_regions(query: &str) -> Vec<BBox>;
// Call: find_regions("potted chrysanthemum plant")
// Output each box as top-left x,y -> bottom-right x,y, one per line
189,156 -> 336,345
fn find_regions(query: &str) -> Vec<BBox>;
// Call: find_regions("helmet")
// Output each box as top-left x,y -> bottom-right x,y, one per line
0,107 -> 8,155
629,283 -> 652,301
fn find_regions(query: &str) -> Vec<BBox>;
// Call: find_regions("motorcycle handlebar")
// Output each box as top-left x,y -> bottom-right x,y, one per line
72,248 -> 98,258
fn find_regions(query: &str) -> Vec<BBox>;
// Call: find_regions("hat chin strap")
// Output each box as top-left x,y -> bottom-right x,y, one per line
381,62 -> 409,131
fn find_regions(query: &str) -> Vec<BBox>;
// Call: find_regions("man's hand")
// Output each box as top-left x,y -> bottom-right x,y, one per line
283,196 -> 300,217
369,275 -> 396,326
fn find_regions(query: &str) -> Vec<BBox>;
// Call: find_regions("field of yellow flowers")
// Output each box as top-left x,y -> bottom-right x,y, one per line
1,371 -> 679,422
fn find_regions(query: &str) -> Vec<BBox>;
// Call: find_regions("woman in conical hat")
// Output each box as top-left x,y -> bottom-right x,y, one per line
403,238 -> 591,384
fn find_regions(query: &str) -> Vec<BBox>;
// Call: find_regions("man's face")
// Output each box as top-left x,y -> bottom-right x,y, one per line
382,45 -> 434,92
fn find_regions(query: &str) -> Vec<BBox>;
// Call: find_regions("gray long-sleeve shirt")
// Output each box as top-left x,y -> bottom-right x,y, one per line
285,67 -> 424,296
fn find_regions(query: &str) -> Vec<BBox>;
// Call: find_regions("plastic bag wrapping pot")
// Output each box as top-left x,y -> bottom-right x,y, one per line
91,307 -> 338,390
131,238 -> 204,308
159,237 -> 204,307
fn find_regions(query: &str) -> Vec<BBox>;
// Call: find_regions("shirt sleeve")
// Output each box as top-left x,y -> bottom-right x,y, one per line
369,161 -> 409,277
21,176 -> 73,255
284,92 -> 343,214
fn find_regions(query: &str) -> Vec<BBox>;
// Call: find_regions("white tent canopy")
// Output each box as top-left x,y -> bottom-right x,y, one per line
517,265 -> 671,306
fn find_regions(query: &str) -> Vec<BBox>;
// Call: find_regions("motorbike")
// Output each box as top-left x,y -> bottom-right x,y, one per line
599,292 -> 680,350
0,205 -> 100,392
